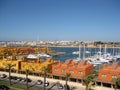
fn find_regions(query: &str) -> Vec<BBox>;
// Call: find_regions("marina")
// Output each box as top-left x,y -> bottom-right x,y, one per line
0,0 -> 120,90
51,47 -> 120,61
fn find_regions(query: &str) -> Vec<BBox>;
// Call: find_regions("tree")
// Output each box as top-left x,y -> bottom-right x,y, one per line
112,78 -> 120,90
4,63 -> 16,85
88,81 -> 95,90
25,69 -> 29,89
3,49 -> 12,56
42,66 -> 48,90
32,68 -> 35,76
65,73 -> 71,90
83,74 -> 94,90
90,71 -> 98,77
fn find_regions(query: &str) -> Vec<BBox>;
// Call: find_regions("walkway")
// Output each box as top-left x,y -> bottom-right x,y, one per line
0,71 -> 114,90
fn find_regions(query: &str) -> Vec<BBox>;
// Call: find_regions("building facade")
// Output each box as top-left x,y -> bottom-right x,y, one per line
52,59 -> 94,78
0,56 -> 56,73
20,57 -> 55,73
98,62 -> 120,82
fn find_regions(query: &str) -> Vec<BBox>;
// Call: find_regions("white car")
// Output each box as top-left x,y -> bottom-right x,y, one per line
0,74 -> 7,78
44,80 -> 49,87
58,83 -> 63,89
36,80 -> 42,85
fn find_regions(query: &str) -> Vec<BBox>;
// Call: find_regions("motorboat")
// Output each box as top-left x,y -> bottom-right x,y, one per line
27,53 -> 51,59
72,51 -> 79,54
37,53 -> 51,58
73,57 -> 81,62
27,54 -> 38,59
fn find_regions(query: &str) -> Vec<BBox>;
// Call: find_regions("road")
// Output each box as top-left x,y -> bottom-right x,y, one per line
0,71 -> 113,90
0,76 -> 65,90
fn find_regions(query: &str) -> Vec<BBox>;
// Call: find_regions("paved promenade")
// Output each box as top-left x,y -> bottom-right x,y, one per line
0,71 -> 114,90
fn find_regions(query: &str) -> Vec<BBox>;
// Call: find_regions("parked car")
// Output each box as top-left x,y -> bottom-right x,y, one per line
36,80 -> 43,85
16,77 -> 22,81
0,74 -> 7,78
26,78 -> 32,82
58,83 -> 63,89
21,78 -> 32,82
11,76 -> 18,80
44,80 -> 49,87
64,84 -> 70,90
0,85 -> 10,90
21,78 -> 26,82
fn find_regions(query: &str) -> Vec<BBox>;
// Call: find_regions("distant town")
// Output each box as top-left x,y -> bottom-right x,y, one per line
0,41 -> 120,48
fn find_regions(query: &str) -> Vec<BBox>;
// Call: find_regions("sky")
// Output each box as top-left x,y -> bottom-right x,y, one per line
0,0 -> 120,42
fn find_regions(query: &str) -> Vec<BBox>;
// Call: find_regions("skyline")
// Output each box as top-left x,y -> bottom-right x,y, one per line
0,0 -> 120,42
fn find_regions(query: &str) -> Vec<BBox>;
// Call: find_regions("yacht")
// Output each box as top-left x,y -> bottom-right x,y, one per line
72,51 -> 79,54
37,53 -> 51,58
27,53 -> 51,59
27,54 -> 38,59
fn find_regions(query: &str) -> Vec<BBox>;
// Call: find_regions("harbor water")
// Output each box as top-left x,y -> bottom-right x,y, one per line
50,47 -> 120,61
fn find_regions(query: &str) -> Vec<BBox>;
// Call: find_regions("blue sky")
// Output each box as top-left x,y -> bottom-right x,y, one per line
0,0 -> 120,41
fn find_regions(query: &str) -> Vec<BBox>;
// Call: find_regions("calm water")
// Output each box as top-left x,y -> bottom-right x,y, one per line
50,47 -> 120,62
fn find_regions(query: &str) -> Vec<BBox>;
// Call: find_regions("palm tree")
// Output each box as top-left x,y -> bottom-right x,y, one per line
31,68 -> 35,76
88,81 -> 95,90
112,78 -> 120,90
65,73 -> 71,90
83,74 -> 94,90
42,66 -> 48,90
4,63 -> 16,85
113,78 -> 117,90
25,69 -> 29,89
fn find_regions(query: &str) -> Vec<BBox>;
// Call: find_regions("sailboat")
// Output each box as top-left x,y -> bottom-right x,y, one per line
73,44 -> 82,62
88,44 -> 113,64
37,42 -> 51,58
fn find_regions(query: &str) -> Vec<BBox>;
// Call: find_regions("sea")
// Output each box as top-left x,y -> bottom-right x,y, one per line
50,47 -> 120,62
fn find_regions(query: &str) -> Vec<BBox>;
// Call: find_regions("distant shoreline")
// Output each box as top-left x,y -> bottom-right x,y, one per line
47,45 -> 119,48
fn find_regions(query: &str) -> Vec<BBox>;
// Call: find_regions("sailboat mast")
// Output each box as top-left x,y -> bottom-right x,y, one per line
46,41 -> 48,53
79,44 -> 81,59
83,43 -> 85,59
37,36 -> 40,53
112,43 -> 114,56
100,44 -> 101,57
104,44 -> 107,54
118,43 -> 120,56
104,44 -> 107,59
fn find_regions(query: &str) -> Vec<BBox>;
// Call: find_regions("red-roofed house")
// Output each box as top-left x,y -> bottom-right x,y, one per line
98,62 -> 120,82
52,59 -> 94,78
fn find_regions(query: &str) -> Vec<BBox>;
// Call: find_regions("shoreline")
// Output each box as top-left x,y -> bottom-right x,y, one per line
47,45 -> 120,48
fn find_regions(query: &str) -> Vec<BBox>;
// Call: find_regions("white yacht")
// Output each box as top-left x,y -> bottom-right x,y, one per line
72,51 -> 79,54
27,54 -> 38,59
37,53 -> 51,58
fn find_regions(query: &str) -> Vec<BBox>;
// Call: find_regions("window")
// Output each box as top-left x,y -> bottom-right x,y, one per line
62,69 -> 66,72
23,65 -> 25,68
2,63 -> 5,66
70,70 -> 74,74
78,71 -> 83,74
112,75 -> 117,79
13,64 -> 16,66
54,68 -> 58,72
102,74 -> 106,78
35,66 -> 38,70
29,65 -> 32,69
